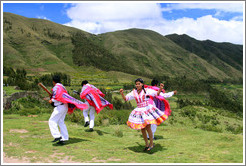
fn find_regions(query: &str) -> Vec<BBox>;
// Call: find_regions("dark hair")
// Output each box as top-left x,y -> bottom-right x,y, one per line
81,80 -> 88,86
151,79 -> 159,86
135,78 -> 144,84
52,75 -> 61,83
135,78 -> 146,93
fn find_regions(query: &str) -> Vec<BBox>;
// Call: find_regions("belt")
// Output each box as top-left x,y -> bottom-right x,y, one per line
55,103 -> 64,107
137,101 -> 149,108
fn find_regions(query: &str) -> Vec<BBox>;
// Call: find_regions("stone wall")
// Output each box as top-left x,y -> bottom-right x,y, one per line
3,91 -> 41,110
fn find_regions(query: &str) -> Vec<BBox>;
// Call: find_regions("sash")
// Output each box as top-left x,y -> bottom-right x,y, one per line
80,86 -> 113,114
145,85 -> 171,116
52,84 -> 88,114
144,85 -> 165,93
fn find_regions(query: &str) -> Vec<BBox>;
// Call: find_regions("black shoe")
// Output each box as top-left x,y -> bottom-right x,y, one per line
89,128 -> 94,132
153,137 -> 157,140
143,146 -> 149,151
56,140 -> 66,145
147,137 -> 150,140
84,121 -> 89,127
52,137 -> 61,142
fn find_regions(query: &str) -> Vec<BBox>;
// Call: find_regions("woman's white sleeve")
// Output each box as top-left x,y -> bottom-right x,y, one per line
160,91 -> 174,98
147,89 -> 158,97
125,91 -> 135,101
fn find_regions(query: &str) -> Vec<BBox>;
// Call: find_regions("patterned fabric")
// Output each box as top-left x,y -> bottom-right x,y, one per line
144,85 -> 172,116
125,89 -> 168,130
51,83 -> 88,114
80,84 -> 113,114
144,85 -> 165,93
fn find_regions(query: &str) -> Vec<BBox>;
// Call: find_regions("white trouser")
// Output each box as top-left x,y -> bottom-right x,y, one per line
147,124 -> 157,138
83,101 -> 96,129
49,104 -> 69,141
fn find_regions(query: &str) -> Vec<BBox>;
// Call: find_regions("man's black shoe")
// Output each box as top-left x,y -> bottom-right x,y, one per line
52,137 -> 62,142
56,140 -> 66,145
147,137 -> 156,140
89,128 -> 94,132
84,121 -> 89,127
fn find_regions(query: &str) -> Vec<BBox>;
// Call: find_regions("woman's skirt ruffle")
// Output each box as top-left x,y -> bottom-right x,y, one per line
127,105 -> 168,130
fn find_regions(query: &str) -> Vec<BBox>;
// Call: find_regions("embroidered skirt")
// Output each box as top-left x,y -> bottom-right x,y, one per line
127,104 -> 168,130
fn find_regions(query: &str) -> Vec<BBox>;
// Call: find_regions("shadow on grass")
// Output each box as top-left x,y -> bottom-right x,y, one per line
127,142 -> 167,154
52,137 -> 88,146
138,135 -> 165,140
155,135 -> 164,140
84,129 -> 109,136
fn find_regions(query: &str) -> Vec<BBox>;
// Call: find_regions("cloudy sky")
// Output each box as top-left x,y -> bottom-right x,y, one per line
2,1 -> 245,44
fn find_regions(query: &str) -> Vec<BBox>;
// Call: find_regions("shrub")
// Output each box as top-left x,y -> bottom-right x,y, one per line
226,125 -> 243,134
66,110 -> 84,124
197,124 -> 223,133
101,119 -> 110,127
180,106 -> 197,118
113,125 -> 123,137
4,96 -> 51,115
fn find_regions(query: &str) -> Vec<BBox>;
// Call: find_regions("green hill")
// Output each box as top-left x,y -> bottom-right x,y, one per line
3,12 -> 90,75
98,28 -> 242,80
3,12 -> 243,81
166,34 -> 243,79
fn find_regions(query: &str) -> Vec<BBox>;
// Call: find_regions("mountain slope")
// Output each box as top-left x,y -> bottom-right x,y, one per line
166,34 -> 243,78
99,29 -> 242,80
3,12 -> 243,81
3,12 -> 90,74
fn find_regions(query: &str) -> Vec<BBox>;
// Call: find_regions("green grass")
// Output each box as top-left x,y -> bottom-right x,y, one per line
3,112 -> 243,163
3,86 -> 25,96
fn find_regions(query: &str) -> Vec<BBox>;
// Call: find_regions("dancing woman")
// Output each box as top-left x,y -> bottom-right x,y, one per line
120,78 -> 167,151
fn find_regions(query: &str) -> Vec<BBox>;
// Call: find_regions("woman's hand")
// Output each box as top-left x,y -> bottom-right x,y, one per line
160,83 -> 164,89
49,99 -> 53,104
120,89 -> 126,101
173,90 -> 177,95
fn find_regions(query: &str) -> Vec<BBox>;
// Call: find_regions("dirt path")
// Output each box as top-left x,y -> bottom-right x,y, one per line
3,152 -> 30,163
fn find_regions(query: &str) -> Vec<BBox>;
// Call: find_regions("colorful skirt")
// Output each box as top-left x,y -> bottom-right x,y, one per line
127,104 -> 168,130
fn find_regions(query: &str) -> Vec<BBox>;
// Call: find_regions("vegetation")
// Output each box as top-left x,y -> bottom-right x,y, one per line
3,91 -> 243,163
3,12 -> 243,81
3,66 -> 71,90
2,12 -> 243,163
166,34 -> 243,72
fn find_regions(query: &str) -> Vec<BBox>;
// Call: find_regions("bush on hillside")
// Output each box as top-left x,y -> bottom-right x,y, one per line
209,87 -> 243,116
4,96 -> 51,115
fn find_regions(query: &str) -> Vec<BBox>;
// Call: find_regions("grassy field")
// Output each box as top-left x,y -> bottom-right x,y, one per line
3,113 -> 243,163
2,84 -> 244,163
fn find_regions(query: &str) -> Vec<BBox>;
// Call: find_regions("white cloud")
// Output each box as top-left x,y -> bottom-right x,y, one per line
154,15 -> 244,44
64,3 -> 244,44
37,16 -> 50,20
66,3 -> 162,21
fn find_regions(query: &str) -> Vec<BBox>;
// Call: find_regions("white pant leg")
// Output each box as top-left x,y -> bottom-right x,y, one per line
83,102 -> 90,122
89,106 -> 95,129
49,105 -> 66,139
151,124 -> 157,138
57,104 -> 69,141
147,124 -> 158,138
